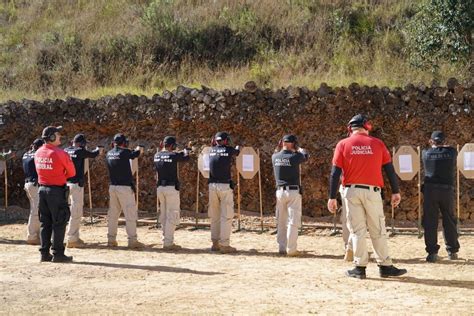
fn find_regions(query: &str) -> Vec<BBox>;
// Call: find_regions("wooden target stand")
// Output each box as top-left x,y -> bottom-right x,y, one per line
83,147 -> 105,225
235,147 -> 264,232
456,143 -> 474,235
84,158 -> 94,224
0,159 -> 7,211
391,146 -> 423,238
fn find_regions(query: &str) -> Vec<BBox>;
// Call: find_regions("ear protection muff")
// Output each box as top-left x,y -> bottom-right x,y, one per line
347,115 -> 373,135
49,133 -> 56,142
363,120 -> 373,131
161,141 -> 177,150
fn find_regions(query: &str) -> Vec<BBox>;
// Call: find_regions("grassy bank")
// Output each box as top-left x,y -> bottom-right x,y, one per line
0,0 -> 469,102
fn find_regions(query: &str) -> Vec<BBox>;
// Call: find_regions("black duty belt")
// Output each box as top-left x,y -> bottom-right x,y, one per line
158,181 -> 176,186
39,184 -> 67,189
209,180 -> 231,184
345,184 -> 380,192
277,185 -> 300,190
110,182 -> 132,186
424,183 -> 454,189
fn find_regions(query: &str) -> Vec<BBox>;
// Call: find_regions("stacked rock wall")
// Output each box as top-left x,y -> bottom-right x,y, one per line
0,80 -> 473,220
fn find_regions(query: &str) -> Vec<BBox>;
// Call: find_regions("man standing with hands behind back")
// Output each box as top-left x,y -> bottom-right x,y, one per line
327,114 -> 407,279
35,126 -> 76,263
422,131 -> 460,262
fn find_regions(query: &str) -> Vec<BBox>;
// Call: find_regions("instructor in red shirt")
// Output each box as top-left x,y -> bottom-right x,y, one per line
327,114 -> 406,279
35,126 -> 76,263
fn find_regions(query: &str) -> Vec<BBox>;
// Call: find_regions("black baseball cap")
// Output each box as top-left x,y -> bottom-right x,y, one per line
215,132 -> 229,141
113,133 -> 127,144
348,114 -> 367,127
282,134 -> 297,143
32,138 -> 45,148
431,131 -> 445,143
73,133 -> 87,144
41,126 -> 63,139
163,136 -> 176,145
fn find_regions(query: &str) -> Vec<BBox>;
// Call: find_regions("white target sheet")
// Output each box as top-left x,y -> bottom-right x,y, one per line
398,154 -> 413,173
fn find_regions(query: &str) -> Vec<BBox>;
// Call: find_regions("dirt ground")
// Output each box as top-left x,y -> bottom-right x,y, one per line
0,218 -> 473,315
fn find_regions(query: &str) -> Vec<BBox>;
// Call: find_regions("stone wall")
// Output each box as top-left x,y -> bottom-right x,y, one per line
0,79 -> 473,220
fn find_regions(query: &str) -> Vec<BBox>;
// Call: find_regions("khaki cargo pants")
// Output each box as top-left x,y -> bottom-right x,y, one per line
24,182 -> 40,241
276,188 -> 302,254
66,183 -> 84,242
157,186 -> 181,247
339,185 -> 352,251
107,185 -> 138,242
208,183 -> 234,247
342,185 -> 392,267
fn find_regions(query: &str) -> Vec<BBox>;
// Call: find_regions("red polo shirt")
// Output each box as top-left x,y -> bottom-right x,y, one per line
35,144 -> 76,186
332,133 -> 391,188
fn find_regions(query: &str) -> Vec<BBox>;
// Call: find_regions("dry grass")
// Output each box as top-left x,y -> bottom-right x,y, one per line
0,0 -> 469,102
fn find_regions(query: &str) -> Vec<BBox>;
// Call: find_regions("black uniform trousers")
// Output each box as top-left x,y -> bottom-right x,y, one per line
422,183 -> 460,255
38,185 -> 70,256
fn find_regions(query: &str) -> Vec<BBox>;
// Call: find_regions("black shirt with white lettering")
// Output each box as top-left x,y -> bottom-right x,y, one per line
65,146 -> 100,185
209,145 -> 240,183
272,150 -> 308,186
22,150 -> 38,183
153,150 -> 190,185
422,146 -> 456,186
106,147 -> 140,186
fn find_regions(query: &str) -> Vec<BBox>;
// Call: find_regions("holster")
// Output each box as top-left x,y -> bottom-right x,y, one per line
64,186 -> 70,200
380,188 -> 385,200
175,181 -> 180,191
229,180 -> 235,190
299,187 -> 304,195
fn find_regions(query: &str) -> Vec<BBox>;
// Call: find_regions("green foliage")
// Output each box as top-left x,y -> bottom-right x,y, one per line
404,0 -> 473,70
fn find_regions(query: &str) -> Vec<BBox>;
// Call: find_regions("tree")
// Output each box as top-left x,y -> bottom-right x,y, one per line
404,0 -> 473,71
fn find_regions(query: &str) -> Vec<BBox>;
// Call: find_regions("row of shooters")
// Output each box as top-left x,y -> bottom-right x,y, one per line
23,116 -> 407,279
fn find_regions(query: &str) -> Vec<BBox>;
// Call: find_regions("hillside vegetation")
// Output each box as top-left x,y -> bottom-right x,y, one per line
0,0 -> 472,101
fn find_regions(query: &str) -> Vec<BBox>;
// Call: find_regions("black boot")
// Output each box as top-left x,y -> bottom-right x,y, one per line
346,266 -> 366,279
40,253 -> 53,262
426,253 -> 438,263
379,265 -> 407,278
52,254 -> 73,263
448,252 -> 458,260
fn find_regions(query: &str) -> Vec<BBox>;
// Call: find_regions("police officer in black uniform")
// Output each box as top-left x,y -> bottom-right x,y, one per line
22,138 -> 44,244
105,133 -> 144,248
208,132 -> 240,253
64,134 -> 103,248
154,136 -> 191,249
422,131 -> 460,262
272,135 -> 309,256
